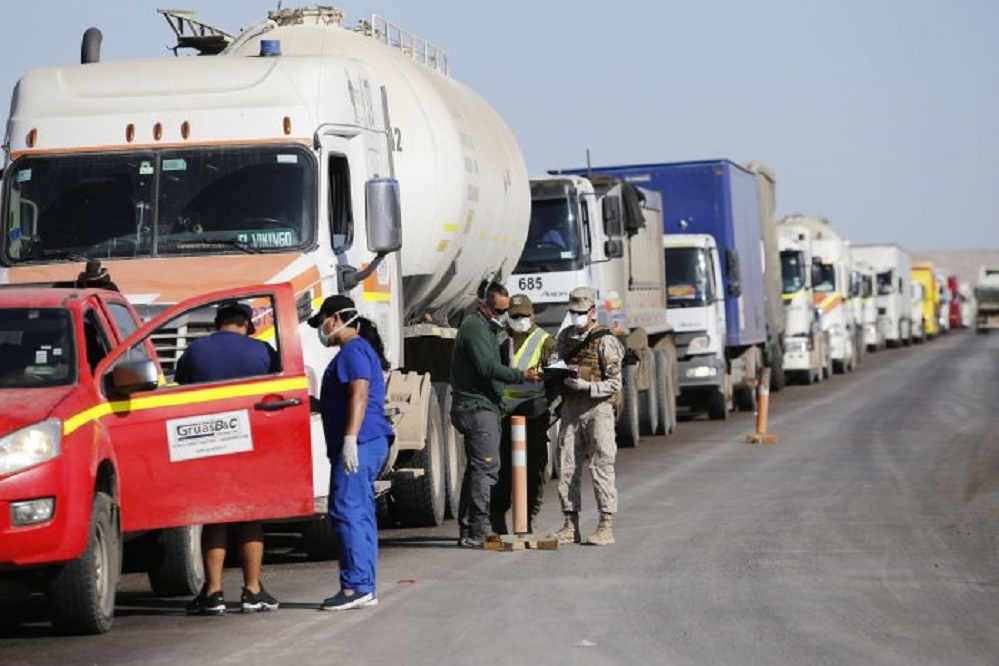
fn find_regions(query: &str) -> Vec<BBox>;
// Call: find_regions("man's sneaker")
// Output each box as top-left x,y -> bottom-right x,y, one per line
186,590 -> 225,616
241,585 -> 279,613
320,590 -> 376,611
457,534 -> 484,549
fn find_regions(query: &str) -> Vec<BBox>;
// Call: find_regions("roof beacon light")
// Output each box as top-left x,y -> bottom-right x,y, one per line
260,39 -> 281,57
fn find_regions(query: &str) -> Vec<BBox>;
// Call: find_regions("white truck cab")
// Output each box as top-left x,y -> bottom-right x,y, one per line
778,222 -> 828,384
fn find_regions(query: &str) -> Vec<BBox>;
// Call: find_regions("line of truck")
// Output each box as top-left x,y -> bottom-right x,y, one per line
0,6 -> 988,634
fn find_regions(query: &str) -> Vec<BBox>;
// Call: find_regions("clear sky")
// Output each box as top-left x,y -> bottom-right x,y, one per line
2,1 -> 996,251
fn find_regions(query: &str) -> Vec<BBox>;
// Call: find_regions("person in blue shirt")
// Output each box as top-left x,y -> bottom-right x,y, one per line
178,301 -> 280,616
309,295 -> 394,611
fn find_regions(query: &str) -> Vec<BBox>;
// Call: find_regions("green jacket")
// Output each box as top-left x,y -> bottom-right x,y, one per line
451,309 -> 523,412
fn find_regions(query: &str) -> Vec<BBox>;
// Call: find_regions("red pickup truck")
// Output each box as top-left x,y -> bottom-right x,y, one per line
0,281 -> 313,634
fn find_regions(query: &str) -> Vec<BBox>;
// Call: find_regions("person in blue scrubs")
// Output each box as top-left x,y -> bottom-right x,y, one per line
309,295 -> 394,611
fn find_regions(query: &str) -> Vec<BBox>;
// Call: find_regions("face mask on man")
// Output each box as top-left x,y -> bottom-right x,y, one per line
571,311 -> 591,330
509,316 -> 532,333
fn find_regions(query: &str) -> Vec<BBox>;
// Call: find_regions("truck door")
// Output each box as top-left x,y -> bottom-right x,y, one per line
94,283 -> 313,532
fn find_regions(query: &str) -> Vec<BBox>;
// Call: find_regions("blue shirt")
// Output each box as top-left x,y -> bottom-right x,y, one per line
320,337 -> 394,457
174,330 -> 278,384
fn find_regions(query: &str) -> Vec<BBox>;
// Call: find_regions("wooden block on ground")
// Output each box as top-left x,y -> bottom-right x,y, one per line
746,433 -> 778,444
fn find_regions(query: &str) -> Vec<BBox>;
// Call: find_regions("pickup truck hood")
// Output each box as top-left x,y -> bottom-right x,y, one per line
0,387 -> 72,436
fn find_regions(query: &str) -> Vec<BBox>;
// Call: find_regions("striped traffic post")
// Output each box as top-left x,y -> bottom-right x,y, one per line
746,367 -> 778,444
511,415 -> 528,534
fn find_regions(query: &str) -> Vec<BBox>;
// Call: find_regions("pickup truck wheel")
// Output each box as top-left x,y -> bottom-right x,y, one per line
653,350 -> 672,435
146,526 -> 204,597
434,383 -> 464,521
393,397 -> 447,527
638,351 -> 659,436
48,492 -> 120,635
616,364 -> 640,448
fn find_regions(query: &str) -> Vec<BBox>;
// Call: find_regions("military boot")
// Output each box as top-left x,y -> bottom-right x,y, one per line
586,513 -> 615,546
552,512 -> 581,544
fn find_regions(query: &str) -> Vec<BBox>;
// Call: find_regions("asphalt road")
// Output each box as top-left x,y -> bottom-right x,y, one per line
3,331 -> 998,665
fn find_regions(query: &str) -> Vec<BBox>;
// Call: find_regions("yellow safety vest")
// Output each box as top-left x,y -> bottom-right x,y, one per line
502,326 -> 550,410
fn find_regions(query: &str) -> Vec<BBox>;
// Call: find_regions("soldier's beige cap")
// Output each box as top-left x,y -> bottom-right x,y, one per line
509,293 -> 534,316
568,287 -> 597,311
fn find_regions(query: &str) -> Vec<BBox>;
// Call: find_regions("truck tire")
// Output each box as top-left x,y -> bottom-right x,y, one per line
302,516 -> 339,561
393,397 -> 447,527
770,345 -> 785,392
638,351 -> 659,436
434,383 -> 464,520
616,363 -> 640,448
146,526 -> 204,597
48,492 -> 120,635
653,350 -> 673,435
707,386 -> 728,420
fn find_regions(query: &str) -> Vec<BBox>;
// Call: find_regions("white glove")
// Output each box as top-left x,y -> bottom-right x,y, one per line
563,376 -> 592,393
342,435 -> 359,475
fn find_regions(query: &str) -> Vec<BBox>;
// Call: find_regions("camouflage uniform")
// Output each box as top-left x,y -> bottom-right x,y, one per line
554,324 -> 623,516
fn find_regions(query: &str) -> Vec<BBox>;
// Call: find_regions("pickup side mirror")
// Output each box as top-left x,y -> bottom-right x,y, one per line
365,178 -> 402,254
604,239 -> 624,259
110,358 -> 159,396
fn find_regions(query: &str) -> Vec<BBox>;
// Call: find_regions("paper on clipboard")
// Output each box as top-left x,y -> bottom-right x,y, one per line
543,360 -> 578,379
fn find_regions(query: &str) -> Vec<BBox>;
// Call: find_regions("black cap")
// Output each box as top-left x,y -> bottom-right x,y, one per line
216,301 -> 256,335
307,294 -> 356,328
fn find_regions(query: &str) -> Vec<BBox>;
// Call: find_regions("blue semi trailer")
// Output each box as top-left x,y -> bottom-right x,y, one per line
560,160 -> 783,418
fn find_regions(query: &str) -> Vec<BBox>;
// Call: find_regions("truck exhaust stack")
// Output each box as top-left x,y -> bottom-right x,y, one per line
81,27 -> 102,64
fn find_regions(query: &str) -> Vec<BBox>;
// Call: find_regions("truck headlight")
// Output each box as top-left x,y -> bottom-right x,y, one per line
686,365 -> 718,379
687,335 -> 711,354
0,419 -> 62,476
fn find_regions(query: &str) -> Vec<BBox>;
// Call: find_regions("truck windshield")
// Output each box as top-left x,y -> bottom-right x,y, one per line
780,250 -> 807,294
877,270 -> 894,296
665,247 -> 712,307
514,196 -> 582,273
2,145 -> 317,263
815,264 -> 836,293
0,309 -> 75,388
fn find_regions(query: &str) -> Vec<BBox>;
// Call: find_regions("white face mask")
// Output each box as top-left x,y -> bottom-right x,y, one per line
319,309 -> 359,347
491,312 -> 508,329
572,313 -> 591,330
509,317 -> 532,333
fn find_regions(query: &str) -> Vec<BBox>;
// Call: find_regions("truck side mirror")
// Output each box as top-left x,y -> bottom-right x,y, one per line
725,249 -> 741,296
727,281 -> 742,298
110,358 -> 159,396
365,178 -> 402,254
603,197 -> 623,236
604,239 -> 624,259
810,263 -> 823,287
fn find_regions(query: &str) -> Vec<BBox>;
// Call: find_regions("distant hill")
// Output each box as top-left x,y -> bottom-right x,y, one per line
911,250 -> 999,287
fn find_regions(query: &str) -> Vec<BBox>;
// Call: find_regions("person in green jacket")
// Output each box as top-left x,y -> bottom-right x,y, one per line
450,282 -> 539,548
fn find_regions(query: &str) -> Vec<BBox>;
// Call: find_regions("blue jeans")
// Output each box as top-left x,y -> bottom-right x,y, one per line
329,436 -> 389,595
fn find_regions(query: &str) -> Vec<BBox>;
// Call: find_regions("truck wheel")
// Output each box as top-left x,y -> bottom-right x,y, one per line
707,387 -> 728,420
393,397 -> 447,527
833,360 -> 844,375
734,381 -> 757,413
48,492 -> 120,635
770,347 -> 785,392
434,383 -> 463,520
302,516 -> 339,561
638,351 -> 659,436
616,364 -> 640,448
146,526 -> 204,597
653,350 -> 672,435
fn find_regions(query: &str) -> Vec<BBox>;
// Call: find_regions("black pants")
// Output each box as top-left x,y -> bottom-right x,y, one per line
451,402 -> 501,538
491,411 -> 549,533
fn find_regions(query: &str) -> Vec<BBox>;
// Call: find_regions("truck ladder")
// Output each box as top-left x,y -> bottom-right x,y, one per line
158,9 -> 235,55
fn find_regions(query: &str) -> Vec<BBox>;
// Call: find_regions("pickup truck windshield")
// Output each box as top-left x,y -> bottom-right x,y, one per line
0,309 -> 75,387
514,196 -> 582,273
2,145 -> 317,263
781,250 -> 807,294
666,247 -> 712,307
877,270 -> 894,296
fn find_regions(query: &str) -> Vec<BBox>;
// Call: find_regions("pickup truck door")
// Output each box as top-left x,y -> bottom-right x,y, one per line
94,283 -> 313,532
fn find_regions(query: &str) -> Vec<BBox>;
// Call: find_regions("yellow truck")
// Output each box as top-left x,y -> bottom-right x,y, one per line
911,263 -> 940,339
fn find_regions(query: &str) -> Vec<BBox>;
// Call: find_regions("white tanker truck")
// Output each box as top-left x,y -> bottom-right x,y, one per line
0,7 -> 529,549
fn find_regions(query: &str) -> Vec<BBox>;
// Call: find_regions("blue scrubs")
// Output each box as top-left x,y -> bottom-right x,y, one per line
321,336 -> 393,596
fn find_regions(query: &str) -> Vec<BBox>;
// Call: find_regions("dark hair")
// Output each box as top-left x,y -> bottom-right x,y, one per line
215,303 -> 254,333
480,281 -> 508,306
352,316 -> 391,371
